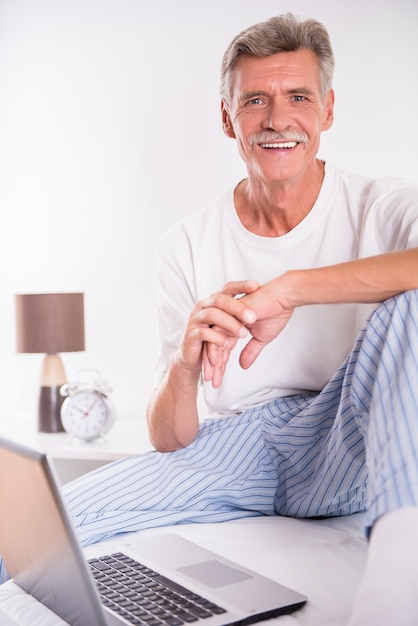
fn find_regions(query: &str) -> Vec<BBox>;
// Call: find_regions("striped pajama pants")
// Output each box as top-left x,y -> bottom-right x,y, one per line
1,290 -> 417,583
63,289 -> 418,547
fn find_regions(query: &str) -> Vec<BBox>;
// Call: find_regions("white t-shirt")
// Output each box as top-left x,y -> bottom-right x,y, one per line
154,164 -> 418,417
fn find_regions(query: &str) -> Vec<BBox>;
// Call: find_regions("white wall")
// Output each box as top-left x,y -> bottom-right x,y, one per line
0,0 -> 417,422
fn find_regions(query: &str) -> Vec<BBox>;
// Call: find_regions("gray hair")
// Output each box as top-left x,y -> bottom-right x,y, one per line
220,13 -> 335,104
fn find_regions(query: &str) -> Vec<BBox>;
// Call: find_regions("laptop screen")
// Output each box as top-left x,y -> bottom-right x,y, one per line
0,436 -> 108,626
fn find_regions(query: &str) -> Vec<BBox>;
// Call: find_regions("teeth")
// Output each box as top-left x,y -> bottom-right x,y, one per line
261,142 -> 297,149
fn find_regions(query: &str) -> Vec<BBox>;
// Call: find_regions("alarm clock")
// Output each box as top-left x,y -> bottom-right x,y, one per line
60,375 -> 115,442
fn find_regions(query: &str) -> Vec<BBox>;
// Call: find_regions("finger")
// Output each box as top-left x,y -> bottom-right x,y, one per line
202,335 -> 235,386
210,360 -> 226,388
201,326 -> 234,359
202,343 -> 227,386
239,337 -> 267,370
220,280 -> 259,298
201,296 -> 256,331
206,331 -> 238,362
201,281 -> 259,328
202,343 -> 215,382
206,340 -> 222,366
207,344 -> 231,388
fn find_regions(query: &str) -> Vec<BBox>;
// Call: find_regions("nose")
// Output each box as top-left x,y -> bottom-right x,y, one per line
261,99 -> 291,131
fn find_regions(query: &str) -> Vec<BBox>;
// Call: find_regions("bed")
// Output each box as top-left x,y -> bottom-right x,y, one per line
0,511 -> 367,625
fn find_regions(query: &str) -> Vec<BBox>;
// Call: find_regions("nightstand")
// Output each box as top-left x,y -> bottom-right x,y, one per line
0,414 -> 153,483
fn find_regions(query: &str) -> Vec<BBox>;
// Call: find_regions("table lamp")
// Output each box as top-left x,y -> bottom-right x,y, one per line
15,293 -> 85,433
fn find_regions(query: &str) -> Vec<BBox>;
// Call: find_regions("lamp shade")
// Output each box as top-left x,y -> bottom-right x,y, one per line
15,293 -> 85,354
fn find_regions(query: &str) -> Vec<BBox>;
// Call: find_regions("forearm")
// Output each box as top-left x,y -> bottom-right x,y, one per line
284,248 -> 418,308
237,248 -> 418,371
146,353 -> 201,453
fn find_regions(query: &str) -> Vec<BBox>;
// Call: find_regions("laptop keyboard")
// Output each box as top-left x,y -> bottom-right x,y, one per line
88,552 -> 227,626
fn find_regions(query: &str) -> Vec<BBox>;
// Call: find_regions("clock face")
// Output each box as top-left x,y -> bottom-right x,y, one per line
62,389 -> 110,441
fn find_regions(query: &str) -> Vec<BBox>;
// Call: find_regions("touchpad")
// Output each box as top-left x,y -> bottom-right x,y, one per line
178,560 -> 252,588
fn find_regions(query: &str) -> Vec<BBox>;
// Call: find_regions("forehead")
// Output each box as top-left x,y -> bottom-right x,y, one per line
230,49 -> 322,97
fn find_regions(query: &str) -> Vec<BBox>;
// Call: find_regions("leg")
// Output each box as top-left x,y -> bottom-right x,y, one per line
63,408 -> 281,547
267,290 -> 418,526
347,290 -> 418,624
263,364 -> 368,520
349,507 -> 418,626
351,289 -> 418,529
260,290 -> 418,622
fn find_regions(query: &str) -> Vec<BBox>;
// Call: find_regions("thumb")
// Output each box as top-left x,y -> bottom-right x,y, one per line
239,337 -> 267,369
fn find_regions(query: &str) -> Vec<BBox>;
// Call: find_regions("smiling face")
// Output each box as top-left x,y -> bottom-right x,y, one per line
222,49 -> 334,187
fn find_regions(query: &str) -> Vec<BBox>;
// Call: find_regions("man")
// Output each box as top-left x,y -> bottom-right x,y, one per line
12,13 -> 418,624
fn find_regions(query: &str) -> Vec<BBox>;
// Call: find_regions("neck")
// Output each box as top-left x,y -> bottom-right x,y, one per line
234,159 -> 325,237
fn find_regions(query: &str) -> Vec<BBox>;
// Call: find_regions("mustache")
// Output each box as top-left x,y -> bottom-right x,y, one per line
248,129 -> 308,147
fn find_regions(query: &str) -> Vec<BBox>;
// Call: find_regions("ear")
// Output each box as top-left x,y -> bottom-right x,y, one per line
221,100 -> 236,138
321,89 -> 335,131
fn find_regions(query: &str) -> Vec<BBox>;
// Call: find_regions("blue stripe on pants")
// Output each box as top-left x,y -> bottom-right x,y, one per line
63,290 -> 418,547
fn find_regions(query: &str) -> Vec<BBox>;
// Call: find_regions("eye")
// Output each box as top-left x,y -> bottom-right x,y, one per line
292,95 -> 307,102
241,93 -> 266,108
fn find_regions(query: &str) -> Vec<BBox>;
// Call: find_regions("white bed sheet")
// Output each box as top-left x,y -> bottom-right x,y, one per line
0,513 -> 367,626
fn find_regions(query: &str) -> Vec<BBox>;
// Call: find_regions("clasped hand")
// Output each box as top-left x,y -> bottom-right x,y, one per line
198,279 -> 294,388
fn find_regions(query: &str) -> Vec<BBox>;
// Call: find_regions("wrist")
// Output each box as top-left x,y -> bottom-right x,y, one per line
279,266 -> 353,307
169,350 -> 202,387
273,270 -> 310,309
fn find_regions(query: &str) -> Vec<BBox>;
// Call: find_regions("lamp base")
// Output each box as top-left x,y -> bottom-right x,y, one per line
38,386 -> 65,433
38,354 -> 67,433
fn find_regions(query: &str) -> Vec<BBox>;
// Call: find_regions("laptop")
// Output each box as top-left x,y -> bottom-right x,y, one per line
0,436 -> 307,626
